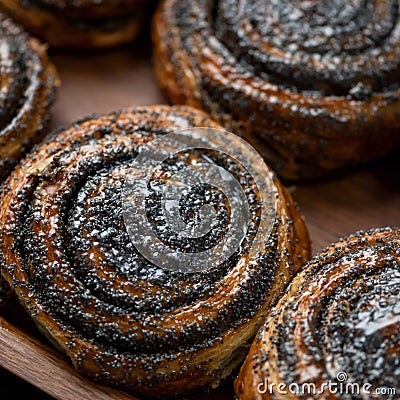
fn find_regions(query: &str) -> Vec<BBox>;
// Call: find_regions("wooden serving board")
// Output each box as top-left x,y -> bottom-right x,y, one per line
0,38 -> 399,399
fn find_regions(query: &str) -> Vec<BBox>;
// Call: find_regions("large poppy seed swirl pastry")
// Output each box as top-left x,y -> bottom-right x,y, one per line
0,0 -> 156,48
0,13 -> 58,183
153,0 -> 400,180
235,227 -> 400,400
0,105 -> 310,396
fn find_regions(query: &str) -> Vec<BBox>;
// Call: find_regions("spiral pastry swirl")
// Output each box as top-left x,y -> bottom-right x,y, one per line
0,11 -> 56,322
0,13 -> 58,183
0,105 -> 310,396
153,0 -> 400,179
0,0 -> 156,48
235,227 -> 400,400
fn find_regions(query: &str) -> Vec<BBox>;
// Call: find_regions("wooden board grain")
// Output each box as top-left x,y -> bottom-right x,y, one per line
295,156 -> 400,253
0,40 -> 399,399
0,317 -> 138,400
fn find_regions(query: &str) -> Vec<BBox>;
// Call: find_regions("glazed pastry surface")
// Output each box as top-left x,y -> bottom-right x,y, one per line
0,0 -> 155,48
153,0 -> 400,179
235,227 -> 400,400
0,13 -> 58,182
0,105 -> 310,397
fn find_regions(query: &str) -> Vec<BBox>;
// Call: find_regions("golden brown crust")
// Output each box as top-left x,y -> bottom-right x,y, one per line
0,13 -> 59,182
0,105 -> 310,396
152,0 -> 400,180
235,227 -> 400,400
0,13 -> 58,310
0,0 -> 155,48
